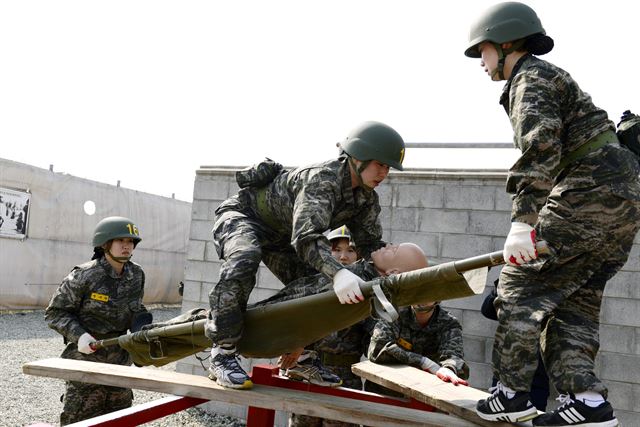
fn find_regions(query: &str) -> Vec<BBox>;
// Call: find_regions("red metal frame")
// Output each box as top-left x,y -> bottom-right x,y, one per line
29,364 -> 435,426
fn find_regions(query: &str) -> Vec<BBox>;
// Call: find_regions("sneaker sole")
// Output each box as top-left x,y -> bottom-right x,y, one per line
476,407 -> 538,423
208,372 -> 254,390
285,372 -> 343,388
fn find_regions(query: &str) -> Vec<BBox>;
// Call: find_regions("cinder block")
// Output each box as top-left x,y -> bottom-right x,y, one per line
258,265 -> 286,290
604,380 -> 636,412
190,199 -> 211,221
187,240 -> 205,261
189,219 -> 214,241
444,293 -> 487,311
419,208 -> 469,234
444,186 -> 495,211
388,231 -> 439,258
175,361 -> 196,375
375,183 -> 393,207
397,184 -> 444,208
484,337 -> 495,363
468,361 -> 493,390
463,336 -> 486,363
599,324 -> 636,354
494,188 -> 513,212
441,234 -> 492,258
604,272 -> 640,299
615,410 -> 640,427
184,259 -> 220,283
204,241 -> 220,262
248,287 -> 279,305
469,211 -> 511,236
379,206 -> 392,231
601,298 -> 640,328
181,279 -> 201,302
193,179 -> 230,201
621,243 -> 640,272
462,310 -> 498,338
390,207 -> 419,231
599,352 -> 640,383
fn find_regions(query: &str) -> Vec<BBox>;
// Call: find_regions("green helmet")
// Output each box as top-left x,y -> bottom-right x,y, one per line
92,216 -> 142,248
327,225 -> 352,243
464,2 -> 546,58
340,121 -> 405,171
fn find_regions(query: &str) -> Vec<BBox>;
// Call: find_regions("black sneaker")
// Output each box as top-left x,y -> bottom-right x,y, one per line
533,394 -> 618,427
476,384 -> 538,423
284,351 -> 343,387
208,352 -> 253,389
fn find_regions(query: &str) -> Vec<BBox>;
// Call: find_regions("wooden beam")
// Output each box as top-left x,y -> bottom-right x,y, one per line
353,361 -> 537,427
23,358 -> 477,427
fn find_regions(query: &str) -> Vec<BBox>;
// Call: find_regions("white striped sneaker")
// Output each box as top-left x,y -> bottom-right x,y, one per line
476,383 -> 538,423
532,394 -> 618,427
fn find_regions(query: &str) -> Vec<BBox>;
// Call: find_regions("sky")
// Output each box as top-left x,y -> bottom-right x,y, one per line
1,0 -> 638,202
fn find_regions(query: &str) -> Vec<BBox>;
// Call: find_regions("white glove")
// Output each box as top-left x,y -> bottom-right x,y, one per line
78,332 -> 97,354
435,366 -> 468,386
332,268 -> 364,304
503,222 -> 537,266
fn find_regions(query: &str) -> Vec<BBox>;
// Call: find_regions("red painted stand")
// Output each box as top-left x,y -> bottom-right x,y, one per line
29,365 -> 436,426
246,364 -> 435,426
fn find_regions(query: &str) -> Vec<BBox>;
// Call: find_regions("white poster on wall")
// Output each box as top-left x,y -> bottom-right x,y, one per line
0,187 -> 30,239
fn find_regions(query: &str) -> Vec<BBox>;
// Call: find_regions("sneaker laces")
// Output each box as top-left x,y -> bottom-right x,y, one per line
556,393 -> 575,409
488,385 -> 499,396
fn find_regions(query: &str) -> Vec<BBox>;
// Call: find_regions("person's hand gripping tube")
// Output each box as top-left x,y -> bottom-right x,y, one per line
503,222 -> 538,266
332,268 -> 365,304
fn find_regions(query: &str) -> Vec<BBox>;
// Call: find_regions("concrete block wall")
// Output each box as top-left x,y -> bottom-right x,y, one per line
181,166 -> 640,425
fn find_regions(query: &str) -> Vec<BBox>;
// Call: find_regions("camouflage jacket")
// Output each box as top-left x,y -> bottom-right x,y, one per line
217,156 -> 385,279
45,256 -> 147,344
367,305 -> 468,378
501,55 -> 640,224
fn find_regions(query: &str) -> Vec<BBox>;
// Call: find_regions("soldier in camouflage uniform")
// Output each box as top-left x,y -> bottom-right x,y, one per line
45,216 -> 149,425
366,301 -> 469,397
206,122 -> 406,390
465,3 -> 640,426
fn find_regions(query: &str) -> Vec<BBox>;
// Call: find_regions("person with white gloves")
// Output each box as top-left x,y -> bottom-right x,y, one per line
45,216 -> 149,425
205,122 -> 406,390
465,2 -> 640,424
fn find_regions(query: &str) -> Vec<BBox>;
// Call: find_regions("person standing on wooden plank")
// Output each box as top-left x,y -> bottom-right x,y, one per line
45,216 -> 151,425
206,122 -> 406,390
464,2 -> 640,425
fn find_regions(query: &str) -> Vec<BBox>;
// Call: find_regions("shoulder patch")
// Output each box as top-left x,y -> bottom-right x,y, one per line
90,292 -> 109,302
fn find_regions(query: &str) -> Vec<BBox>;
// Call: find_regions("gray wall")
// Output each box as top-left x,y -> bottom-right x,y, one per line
0,158 -> 192,309
181,166 -> 640,425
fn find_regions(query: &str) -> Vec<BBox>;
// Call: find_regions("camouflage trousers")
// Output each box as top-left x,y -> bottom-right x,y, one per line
289,365 -> 363,427
59,343 -> 133,425
206,209 -> 318,345
494,186 -> 640,399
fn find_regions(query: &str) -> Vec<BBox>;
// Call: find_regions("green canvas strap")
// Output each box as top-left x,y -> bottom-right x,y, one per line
553,130 -> 617,176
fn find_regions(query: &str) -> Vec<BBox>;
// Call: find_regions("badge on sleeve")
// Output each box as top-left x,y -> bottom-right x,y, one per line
90,292 -> 109,302
397,337 -> 413,350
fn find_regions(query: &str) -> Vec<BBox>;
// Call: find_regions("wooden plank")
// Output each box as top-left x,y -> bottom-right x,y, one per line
353,361 -> 535,427
23,358 -> 478,427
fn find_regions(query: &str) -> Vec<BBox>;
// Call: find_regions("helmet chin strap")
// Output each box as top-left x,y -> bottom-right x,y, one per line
106,249 -> 131,264
491,40 -> 525,80
348,157 -> 374,192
